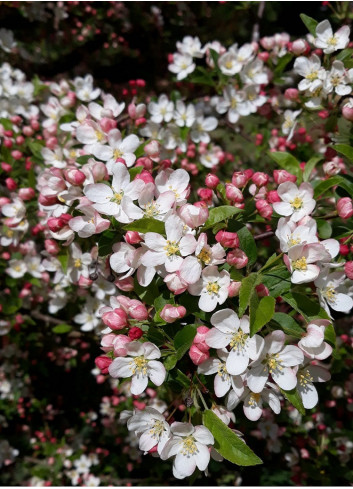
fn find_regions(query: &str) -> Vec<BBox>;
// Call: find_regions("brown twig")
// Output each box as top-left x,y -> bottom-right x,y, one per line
254,230 -> 275,241
31,310 -> 63,325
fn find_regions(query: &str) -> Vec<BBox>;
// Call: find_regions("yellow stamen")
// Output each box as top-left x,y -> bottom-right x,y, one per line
180,436 -> 198,456
206,281 -> 220,295
164,240 -> 180,257
292,256 -> 307,271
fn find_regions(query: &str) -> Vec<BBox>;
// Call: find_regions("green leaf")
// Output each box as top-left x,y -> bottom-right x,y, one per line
202,205 -> 242,231
300,13 -> 318,36
250,296 -> 276,336
274,52 -> 293,75
134,277 -> 159,306
168,369 -> 191,390
317,219 -> 332,239
268,151 -> 302,182
272,312 -> 305,339
203,410 -> 262,466
303,155 -> 322,182
262,267 -> 291,297
146,325 -> 165,346
174,325 -> 197,360
76,155 -> 91,165
282,292 -> 330,322
28,140 -> 45,159
324,323 -> 336,348
0,117 -> 12,130
98,230 -> 118,257
129,166 -> 143,180
313,175 -> 344,199
228,221 -> 258,266
336,48 -> 353,61
0,297 -> 22,315
280,388 -> 305,415
216,183 -> 228,203
239,273 -> 260,317
332,143 -> 353,162
164,354 -> 178,371
57,254 -> 69,273
52,324 -> 72,334
124,218 -> 165,235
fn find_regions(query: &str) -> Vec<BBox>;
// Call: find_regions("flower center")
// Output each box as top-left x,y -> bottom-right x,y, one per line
327,36 -> 337,46
265,353 -> 283,374
130,356 -> 148,376
74,258 -> 82,268
206,281 -> 220,295
181,436 -> 198,456
168,185 -> 180,199
290,196 -> 303,210
306,70 -> 318,81
330,75 -> 342,87
298,369 -> 314,387
144,202 -> 159,218
283,117 -> 294,129
231,98 -> 237,109
197,247 -> 211,265
323,284 -> 336,303
288,236 -> 301,247
217,363 -> 229,379
292,256 -> 307,271
95,130 -> 104,141
111,192 -> 123,204
248,393 -> 261,406
230,330 -> 248,350
164,240 -> 180,257
225,60 -> 233,70
149,419 -> 166,439
113,149 -> 123,159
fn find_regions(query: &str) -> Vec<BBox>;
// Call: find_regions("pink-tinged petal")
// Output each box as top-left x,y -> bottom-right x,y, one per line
226,349 -> 249,375
247,364 -> 268,393
92,144 -> 113,161
148,360 -> 166,386
125,179 -> 145,200
291,265 -> 320,284
305,243 -> 331,263
160,437 -> 181,460
271,367 -> 297,390
131,374 -> 148,395
120,134 -> 140,153
298,382 -> 318,409
231,376 -> 245,397
139,431 -> 158,452
180,234 -> 197,256
165,254 -> 183,273
144,233 -> 166,252
199,292 -> 218,312
321,238 -> 339,259
195,443 -> 211,471
109,357 -> 132,378
247,334 -> 264,360
214,373 -> 231,397
243,393 -> 262,421
272,201 -> 293,216
331,293 -> 353,313
277,181 -> 297,200
239,316 -> 250,334
179,256 -> 202,285
168,169 -> 190,193
111,163 -> 130,191
141,250 -> 166,267
194,426 -> 214,446
188,279 -> 203,296
84,183 -> 112,203
121,197 -> 144,220
280,345 -> 304,366
311,342 -> 333,360
205,329 -> 230,349
266,330 -> 285,354
298,182 -> 314,199
165,214 -> 183,242
210,308 -> 239,333
300,324 -> 324,348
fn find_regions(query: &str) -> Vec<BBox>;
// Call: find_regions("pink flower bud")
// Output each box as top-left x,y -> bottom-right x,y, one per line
178,203 -> 209,228
344,261 -> 353,280
128,327 -> 144,340
115,277 -> 134,291
119,298 -> 149,320
226,249 -> 248,269
17,187 -> 35,200
99,117 -> 117,133
228,281 -> 242,297
290,39 -> 308,55
135,157 -> 153,170
78,275 -> 93,288
144,140 -> 160,158
135,169 -> 154,184
284,88 -> 299,101
205,173 -> 220,189
102,309 -> 128,330
0,197 -> 11,207
232,171 -> 249,188
11,150 -> 22,160
267,190 -> 281,203
273,169 -> 297,184
258,51 -> 269,62
252,172 -> 269,187
44,239 -> 60,255
215,231 -> 239,248
342,104 -> 353,122
337,197 -> 353,219
64,168 -> 86,185
197,188 -> 213,202
256,284 -> 270,297
125,231 -> 142,245
256,199 -> 273,219
101,333 -> 117,351
23,126 -> 33,136
164,272 -> 188,295
189,344 -> 210,365
1,162 -> 12,172
5,178 -> 17,190
160,304 -> 186,323
193,326 -> 210,353
95,355 -> 112,374
113,335 -> 131,356
225,183 -> 243,202
91,161 -> 108,182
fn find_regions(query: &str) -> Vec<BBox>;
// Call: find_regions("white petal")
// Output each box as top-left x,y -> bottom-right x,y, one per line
148,360 -> 166,386
131,374 -> 148,395
226,349 -> 249,375
271,367 -> 297,390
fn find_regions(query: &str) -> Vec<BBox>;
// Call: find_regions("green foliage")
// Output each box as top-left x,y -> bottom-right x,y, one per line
250,296 -> 276,336
202,205 -> 242,230
280,387 -> 305,415
124,218 -> 165,235
239,273 -> 260,317
268,151 -> 302,182
174,325 -> 197,360
52,324 -> 72,334
300,13 -> 318,35
272,312 -> 305,338
303,155 -> 323,182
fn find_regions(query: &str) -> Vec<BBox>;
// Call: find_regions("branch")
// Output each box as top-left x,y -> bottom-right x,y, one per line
31,310 -> 63,325
252,1 -> 265,43
254,230 -> 275,241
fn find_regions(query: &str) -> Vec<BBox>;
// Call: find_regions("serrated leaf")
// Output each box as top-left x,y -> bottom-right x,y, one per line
313,175 -> 344,199
124,218 -> 165,235
202,205 -> 242,231
52,324 -> 72,334
332,143 -> 353,162
268,151 -> 302,182
282,292 -> 330,322
203,410 -> 262,466
239,273 -> 260,317
174,325 -> 197,360
272,312 -> 305,338
300,13 -> 318,36
280,387 -> 305,415
262,267 -> 291,298
250,296 -> 276,336
303,155 -> 322,182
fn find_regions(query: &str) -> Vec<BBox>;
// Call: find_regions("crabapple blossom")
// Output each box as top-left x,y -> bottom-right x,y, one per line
298,320 -> 333,360
226,383 -> 281,421
127,407 -> 170,455
109,342 -> 166,395
315,270 -> 353,314
273,182 -> 316,222
295,364 -> 331,409
314,19 -> 350,54
188,265 -> 230,312
284,242 -> 331,284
